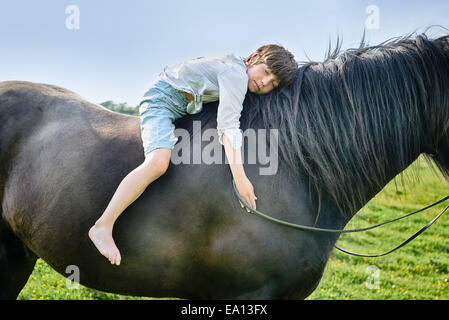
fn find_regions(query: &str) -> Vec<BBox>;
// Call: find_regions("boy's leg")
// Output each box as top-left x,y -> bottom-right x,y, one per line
89,148 -> 171,266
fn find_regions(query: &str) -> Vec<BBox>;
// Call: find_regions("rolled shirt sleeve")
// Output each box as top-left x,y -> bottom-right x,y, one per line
216,68 -> 248,150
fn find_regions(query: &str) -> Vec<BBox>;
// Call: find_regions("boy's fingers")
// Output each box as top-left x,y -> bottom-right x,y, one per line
240,200 -> 249,212
244,197 -> 256,212
239,196 -> 257,212
244,197 -> 251,212
251,194 -> 257,210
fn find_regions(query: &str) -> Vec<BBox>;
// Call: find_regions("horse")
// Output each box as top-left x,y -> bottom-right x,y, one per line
1,32 -> 448,300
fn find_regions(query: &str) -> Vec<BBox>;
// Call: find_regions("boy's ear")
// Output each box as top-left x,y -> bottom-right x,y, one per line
248,53 -> 259,65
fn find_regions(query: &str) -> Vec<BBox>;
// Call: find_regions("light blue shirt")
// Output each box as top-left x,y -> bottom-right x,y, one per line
158,54 -> 248,149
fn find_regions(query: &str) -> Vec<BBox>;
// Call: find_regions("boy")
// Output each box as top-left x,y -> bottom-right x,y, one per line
89,44 -> 297,266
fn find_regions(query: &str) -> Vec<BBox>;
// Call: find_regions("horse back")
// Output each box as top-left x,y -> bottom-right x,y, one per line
0,81 -> 142,251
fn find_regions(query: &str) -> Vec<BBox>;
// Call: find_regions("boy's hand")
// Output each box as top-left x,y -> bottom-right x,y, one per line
235,176 -> 257,213
221,133 -> 257,213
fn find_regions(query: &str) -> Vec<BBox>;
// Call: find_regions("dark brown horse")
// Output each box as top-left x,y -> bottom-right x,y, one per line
1,32 -> 448,299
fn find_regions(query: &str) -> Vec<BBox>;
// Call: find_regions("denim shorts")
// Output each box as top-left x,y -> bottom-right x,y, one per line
139,80 -> 188,155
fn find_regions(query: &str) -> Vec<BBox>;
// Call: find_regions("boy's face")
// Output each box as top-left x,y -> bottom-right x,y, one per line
246,54 -> 280,95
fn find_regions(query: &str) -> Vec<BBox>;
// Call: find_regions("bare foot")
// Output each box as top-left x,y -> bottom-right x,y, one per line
88,223 -> 121,266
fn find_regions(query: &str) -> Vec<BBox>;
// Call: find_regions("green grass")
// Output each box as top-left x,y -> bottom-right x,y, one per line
18,259 -> 141,300
18,156 -> 449,299
308,155 -> 449,300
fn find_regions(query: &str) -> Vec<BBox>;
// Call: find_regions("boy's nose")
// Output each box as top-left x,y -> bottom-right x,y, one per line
261,77 -> 269,87
262,75 -> 274,87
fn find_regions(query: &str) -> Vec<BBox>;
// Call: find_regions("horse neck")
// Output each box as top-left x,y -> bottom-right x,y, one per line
282,39 -> 448,221
343,53 -> 449,219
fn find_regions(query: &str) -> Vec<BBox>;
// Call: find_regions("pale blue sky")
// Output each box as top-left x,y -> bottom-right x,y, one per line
1,0 -> 448,106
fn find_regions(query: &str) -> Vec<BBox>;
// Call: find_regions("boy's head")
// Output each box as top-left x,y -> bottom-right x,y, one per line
244,44 -> 297,94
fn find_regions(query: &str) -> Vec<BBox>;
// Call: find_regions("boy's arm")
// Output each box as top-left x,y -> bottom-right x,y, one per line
221,133 -> 257,212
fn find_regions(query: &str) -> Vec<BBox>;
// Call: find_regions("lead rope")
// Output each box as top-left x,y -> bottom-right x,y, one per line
333,204 -> 449,257
232,180 -> 449,257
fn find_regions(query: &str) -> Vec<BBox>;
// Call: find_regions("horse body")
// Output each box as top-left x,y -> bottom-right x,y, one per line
1,33 -> 448,299
0,81 -> 339,299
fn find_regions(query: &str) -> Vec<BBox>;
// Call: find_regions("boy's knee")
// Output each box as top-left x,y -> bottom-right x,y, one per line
143,154 -> 170,177
153,158 -> 170,176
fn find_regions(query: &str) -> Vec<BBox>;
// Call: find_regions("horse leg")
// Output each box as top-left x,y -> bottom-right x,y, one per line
0,219 -> 37,299
229,280 -> 278,300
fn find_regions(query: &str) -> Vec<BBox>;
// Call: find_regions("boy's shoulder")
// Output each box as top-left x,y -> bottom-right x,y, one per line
188,54 -> 245,68
220,54 -> 245,67
218,54 -> 247,77
182,54 -> 247,82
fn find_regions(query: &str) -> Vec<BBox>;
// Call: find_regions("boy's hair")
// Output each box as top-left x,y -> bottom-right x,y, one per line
245,44 -> 298,88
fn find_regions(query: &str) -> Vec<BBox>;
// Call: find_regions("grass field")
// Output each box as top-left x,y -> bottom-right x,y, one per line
17,156 -> 449,300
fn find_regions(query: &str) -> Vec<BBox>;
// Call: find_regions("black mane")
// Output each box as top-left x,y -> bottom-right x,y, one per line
180,32 -> 449,217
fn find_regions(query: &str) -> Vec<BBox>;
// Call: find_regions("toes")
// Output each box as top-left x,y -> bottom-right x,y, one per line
108,251 -> 120,266
105,250 -> 114,264
109,252 -> 115,265
114,252 -> 121,266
